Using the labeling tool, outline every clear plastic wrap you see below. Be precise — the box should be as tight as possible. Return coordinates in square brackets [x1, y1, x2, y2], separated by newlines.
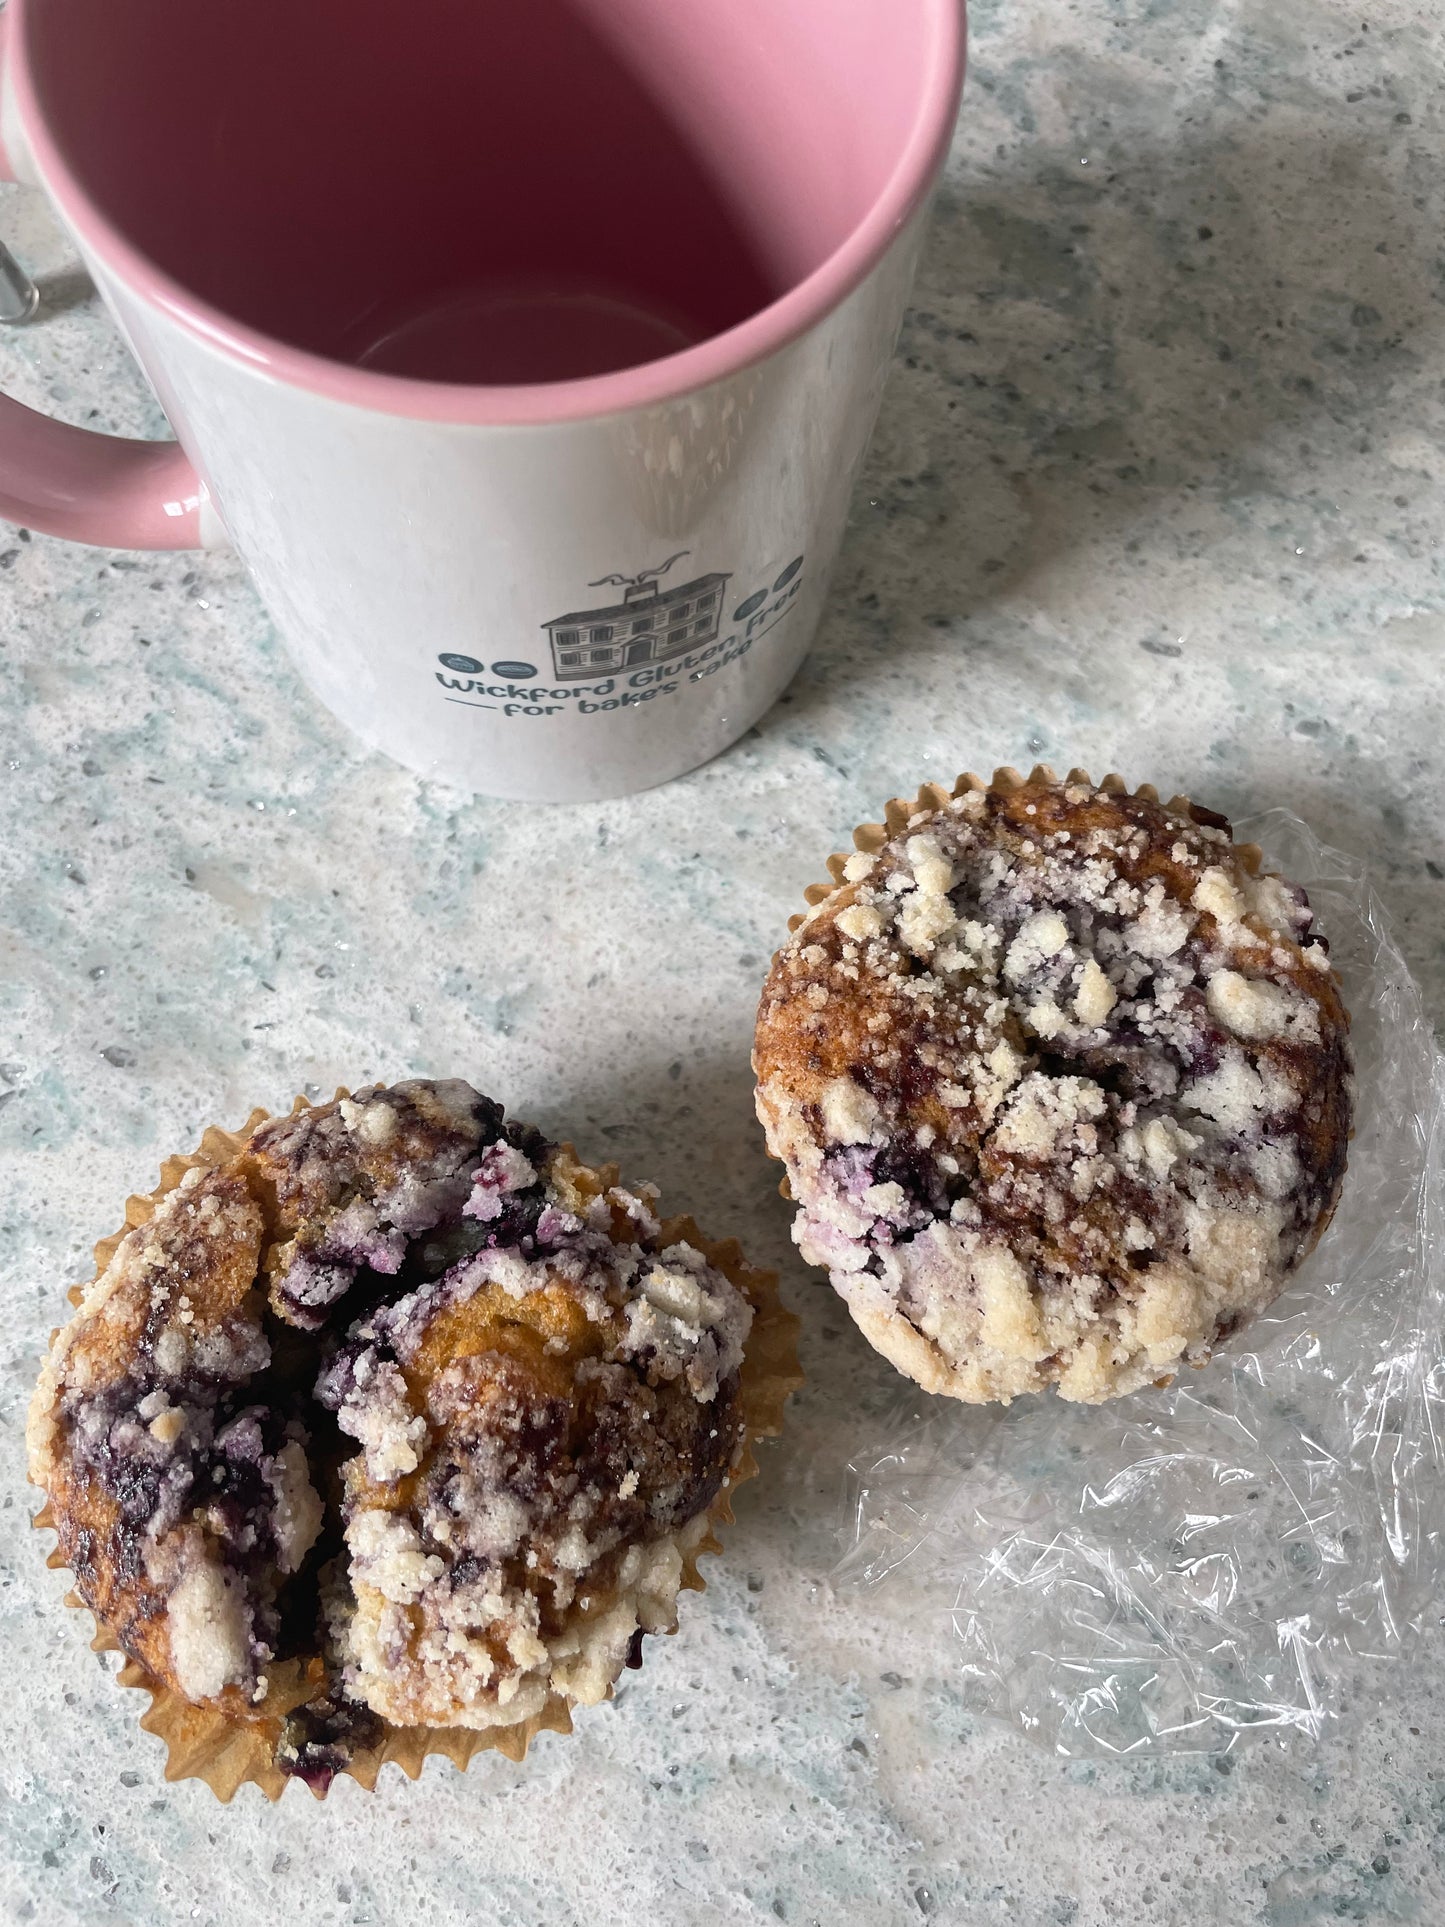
[833, 810, 1445, 1755]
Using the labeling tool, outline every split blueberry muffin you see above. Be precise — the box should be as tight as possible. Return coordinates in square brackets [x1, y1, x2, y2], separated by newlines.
[754, 768, 1352, 1404]
[28, 1081, 797, 1796]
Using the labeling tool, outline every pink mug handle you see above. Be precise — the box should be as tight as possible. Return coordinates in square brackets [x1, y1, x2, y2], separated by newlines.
[0, 12, 204, 548]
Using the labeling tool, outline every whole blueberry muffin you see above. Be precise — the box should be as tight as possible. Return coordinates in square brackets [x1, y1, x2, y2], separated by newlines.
[28, 1081, 794, 1794]
[753, 768, 1352, 1404]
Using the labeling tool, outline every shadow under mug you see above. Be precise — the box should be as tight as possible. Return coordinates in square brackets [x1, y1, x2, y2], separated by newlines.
[0, 0, 965, 801]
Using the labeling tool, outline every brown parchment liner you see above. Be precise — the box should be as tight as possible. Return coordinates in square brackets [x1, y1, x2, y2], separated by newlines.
[32, 1096, 803, 1802]
[758, 762, 1350, 1369]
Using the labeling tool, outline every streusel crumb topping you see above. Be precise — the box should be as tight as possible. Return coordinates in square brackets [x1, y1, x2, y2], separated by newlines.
[754, 773, 1352, 1404]
[28, 1082, 753, 1787]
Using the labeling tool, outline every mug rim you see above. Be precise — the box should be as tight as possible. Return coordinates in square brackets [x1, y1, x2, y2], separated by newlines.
[10, 0, 965, 426]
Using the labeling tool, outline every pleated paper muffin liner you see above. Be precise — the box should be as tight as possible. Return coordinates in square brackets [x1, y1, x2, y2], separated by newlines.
[33, 1096, 802, 1801]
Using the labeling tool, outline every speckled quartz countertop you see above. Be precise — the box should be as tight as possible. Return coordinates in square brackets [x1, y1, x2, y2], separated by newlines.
[3, 0, 1445, 1920]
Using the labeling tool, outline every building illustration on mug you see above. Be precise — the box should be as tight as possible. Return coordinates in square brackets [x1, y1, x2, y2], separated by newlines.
[541, 552, 732, 682]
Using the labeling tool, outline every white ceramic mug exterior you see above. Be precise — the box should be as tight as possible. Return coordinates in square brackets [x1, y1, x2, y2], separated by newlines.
[0, 2, 964, 802]
[98, 227, 925, 801]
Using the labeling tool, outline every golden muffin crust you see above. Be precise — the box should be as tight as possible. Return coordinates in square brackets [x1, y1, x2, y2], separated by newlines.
[25, 1169, 313, 1714]
[28, 1083, 756, 1788]
[754, 772, 1352, 1403]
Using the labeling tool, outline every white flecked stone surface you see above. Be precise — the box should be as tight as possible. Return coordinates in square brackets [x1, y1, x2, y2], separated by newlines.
[3, 0, 1445, 1920]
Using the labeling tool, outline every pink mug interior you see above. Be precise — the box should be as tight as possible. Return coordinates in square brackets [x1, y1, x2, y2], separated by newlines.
[19, 0, 962, 404]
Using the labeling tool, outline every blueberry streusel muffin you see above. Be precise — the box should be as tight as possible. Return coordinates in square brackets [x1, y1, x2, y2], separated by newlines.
[28, 1081, 797, 1796]
[753, 768, 1352, 1404]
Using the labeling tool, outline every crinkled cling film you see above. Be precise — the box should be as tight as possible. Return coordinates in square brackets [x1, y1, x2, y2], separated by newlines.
[832, 810, 1445, 1756]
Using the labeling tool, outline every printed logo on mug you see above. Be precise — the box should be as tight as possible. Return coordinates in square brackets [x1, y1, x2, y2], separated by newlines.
[0, 0, 965, 801]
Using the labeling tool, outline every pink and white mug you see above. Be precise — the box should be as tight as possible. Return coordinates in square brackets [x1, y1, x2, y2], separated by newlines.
[0, 0, 964, 801]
